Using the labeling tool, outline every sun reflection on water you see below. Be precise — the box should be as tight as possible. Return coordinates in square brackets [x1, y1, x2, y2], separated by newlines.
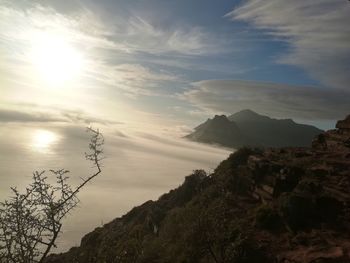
[31, 130, 59, 153]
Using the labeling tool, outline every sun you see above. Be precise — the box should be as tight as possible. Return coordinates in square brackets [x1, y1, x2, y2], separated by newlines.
[30, 33, 85, 85]
[31, 129, 59, 153]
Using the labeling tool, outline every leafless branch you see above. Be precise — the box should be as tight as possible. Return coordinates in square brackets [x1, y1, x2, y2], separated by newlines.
[0, 127, 104, 263]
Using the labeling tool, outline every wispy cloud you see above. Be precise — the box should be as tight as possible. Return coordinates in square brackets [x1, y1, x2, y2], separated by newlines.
[183, 79, 350, 120]
[108, 15, 231, 56]
[0, 2, 124, 101]
[0, 106, 122, 125]
[0, 109, 65, 123]
[0, 1, 224, 101]
[86, 63, 182, 96]
[0, 1, 228, 58]
[226, 0, 350, 90]
[0, 2, 117, 55]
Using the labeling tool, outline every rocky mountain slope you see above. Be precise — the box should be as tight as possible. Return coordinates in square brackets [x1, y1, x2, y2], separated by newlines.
[184, 114, 247, 148]
[186, 110, 323, 148]
[46, 115, 350, 263]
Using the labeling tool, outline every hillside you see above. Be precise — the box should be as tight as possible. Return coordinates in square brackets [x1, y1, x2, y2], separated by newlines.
[184, 114, 247, 148]
[186, 110, 323, 148]
[46, 115, 350, 263]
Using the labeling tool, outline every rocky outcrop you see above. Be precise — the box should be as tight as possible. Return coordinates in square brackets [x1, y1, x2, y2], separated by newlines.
[244, 115, 350, 262]
[336, 115, 350, 131]
[46, 115, 350, 263]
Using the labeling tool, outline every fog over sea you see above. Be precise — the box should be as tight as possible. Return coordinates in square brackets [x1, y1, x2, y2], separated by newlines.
[0, 123, 230, 252]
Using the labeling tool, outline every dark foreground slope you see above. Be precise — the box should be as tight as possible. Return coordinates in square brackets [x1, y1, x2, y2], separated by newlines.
[47, 115, 350, 263]
[186, 110, 323, 148]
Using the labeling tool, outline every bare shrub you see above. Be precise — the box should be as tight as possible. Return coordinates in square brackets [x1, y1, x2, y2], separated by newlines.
[0, 127, 104, 263]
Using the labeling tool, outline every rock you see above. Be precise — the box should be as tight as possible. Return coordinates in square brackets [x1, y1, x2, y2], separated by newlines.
[308, 165, 330, 177]
[344, 138, 350, 148]
[262, 184, 274, 195]
[336, 115, 350, 131]
[312, 133, 328, 149]
[273, 167, 303, 197]
[280, 193, 314, 230]
[315, 196, 344, 223]
[284, 246, 347, 263]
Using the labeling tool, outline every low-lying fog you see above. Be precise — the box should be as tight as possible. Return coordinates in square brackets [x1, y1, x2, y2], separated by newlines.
[0, 123, 231, 252]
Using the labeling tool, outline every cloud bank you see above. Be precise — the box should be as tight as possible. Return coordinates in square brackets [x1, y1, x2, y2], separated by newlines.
[0, 123, 230, 252]
[0, 109, 65, 123]
[0, 107, 121, 125]
[184, 80, 350, 120]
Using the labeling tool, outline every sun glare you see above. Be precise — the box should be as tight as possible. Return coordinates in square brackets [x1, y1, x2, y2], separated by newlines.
[31, 129, 59, 153]
[30, 33, 85, 85]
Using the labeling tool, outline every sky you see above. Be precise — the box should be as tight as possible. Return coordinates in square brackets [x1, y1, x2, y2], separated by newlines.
[0, 0, 350, 252]
[1, 0, 349, 131]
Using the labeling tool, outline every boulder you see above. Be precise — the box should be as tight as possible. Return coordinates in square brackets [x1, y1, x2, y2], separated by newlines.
[336, 115, 350, 131]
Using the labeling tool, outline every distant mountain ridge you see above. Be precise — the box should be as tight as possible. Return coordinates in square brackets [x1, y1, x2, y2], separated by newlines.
[186, 110, 323, 148]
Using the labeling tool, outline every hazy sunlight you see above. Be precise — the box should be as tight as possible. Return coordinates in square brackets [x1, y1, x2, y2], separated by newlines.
[31, 129, 59, 153]
[30, 33, 85, 86]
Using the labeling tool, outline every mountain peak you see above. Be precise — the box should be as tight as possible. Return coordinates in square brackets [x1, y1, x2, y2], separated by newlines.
[212, 114, 229, 122]
[229, 109, 269, 122]
[235, 109, 259, 116]
[214, 114, 228, 118]
[185, 114, 243, 148]
[187, 110, 323, 148]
